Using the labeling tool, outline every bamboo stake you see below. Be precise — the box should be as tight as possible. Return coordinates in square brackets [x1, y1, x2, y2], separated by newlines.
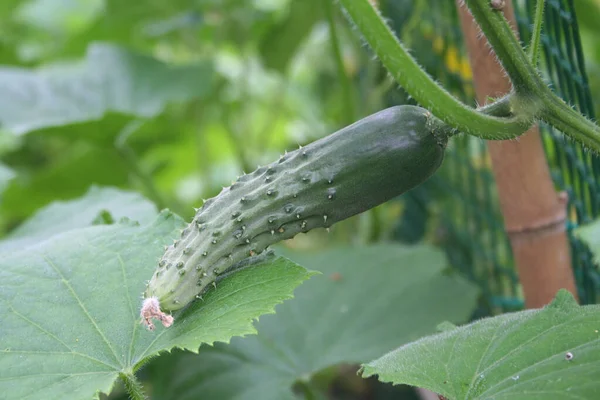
[455, 0, 578, 308]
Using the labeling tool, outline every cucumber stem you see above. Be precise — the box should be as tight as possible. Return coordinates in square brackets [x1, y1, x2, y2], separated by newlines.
[340, 0, 600, 152]
[337, 0, 533, 140]
[463, 0, 600, 152]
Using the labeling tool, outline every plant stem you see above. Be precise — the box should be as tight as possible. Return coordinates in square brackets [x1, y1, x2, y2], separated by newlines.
[464, 0, 600, 152]
[295, 380, 327, 400]
[337, 0, 532, 140]
[528, 0, 546, 65]
[338, 0, 600, 152]
[479, 95, 513, 117]
[541, 98, 600, 152]
[367, 205, 382, 243]
[119, 372, 147, 400]
[325, 0, 355, 124]
[462, 0, 542, 93]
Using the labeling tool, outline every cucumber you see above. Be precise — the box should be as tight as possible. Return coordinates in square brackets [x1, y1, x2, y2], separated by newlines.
[141, 105, 448, 329]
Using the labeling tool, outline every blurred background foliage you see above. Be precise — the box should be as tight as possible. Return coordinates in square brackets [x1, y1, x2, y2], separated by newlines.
[0, 0, 375, 228]
[2, 0, 600, 399]
[2, 0, 599, 245]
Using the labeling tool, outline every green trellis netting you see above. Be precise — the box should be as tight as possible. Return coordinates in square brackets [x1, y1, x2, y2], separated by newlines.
[381, 0, 600, 315]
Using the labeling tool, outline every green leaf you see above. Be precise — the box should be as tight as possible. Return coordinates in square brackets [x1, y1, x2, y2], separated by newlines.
[361, 289, 600, 400]
[0, 210, 313, 400]
[574, 219, 600, 264]
[259, 0, 323, 71]
[0, 185, 157, 252]
[16, 0, 103, 33]
[0, 42, 214, 135]
[1, 145, 130, 221]
[146, 244, 480, 400]
[59, 0, 205, 56]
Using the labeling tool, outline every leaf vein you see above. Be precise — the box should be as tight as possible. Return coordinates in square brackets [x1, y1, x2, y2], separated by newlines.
[43, 255, 123, 368]
[0, 350, 117, 370]
[481, 338, 600, 396]
[0, 371, 114, 381]
[2, 301, 72, 352]
[117, 253, 137, 367]
[477, 313, 588, 378]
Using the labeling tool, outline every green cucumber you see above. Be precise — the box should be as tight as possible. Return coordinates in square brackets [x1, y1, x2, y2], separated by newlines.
[141, 105, 448, 329]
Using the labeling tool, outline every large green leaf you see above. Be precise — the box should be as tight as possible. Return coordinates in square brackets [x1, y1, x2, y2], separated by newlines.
[0, 210, 313, 400]
[361, 290, 600, 400]
[0, 185, 157, 252]
[259, 0, 323, 72]
[1, 145, 130, 220]
[0, 42, 214, 135]
[145, 244, 480, 400]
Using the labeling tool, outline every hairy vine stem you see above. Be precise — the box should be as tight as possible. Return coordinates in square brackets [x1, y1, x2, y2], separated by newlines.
[463, 0, 600, 151]
[337, 0, 533, 140]
[462, 0, 542, 93]
[338, 0, 600, 152]
[120, 372, 148, 400]
[541, 98, 600, 151]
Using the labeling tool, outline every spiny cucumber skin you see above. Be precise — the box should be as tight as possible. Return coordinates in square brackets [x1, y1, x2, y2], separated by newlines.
[145, 105, 446, 312]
